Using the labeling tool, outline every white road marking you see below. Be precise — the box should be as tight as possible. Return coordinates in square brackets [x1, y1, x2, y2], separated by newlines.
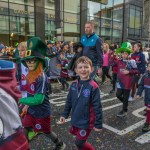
[135, 131, 150, 144]
[132, 107, 146, 119]
[52, 91, 150, 143]
[101, 97, 117, 103]
[103, 103, 122, 111]
[49, 92, 113, 106]
[103, 120, 145, 135]
[56, 103, 66, 107]
[56, 103, 122, 124]
[49, 92, 68, 97]
[49, 97, 67, 104]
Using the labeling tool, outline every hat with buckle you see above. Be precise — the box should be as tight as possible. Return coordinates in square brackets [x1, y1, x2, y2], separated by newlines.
[21, 37, 47, 68]
[116, 42, 133, 54]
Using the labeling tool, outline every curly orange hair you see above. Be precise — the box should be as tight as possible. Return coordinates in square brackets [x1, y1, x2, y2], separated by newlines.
[26, 62, 43, 84]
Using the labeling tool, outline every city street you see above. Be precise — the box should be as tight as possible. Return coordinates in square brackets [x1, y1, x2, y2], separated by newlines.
[30, 81, 150, 150]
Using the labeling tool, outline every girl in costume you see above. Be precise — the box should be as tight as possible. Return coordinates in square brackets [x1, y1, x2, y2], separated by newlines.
[19, 37, 66, 150]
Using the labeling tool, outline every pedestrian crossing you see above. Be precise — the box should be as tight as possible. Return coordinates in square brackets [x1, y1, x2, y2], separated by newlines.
[49, 90, 150, 144]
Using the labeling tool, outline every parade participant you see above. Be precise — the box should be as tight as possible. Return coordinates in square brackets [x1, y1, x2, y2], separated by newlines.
[46, 40, 56, 58]
[19, 37, 66, 150]
[59, 51, 69, 91]
[115, 42, 138, 117]
[136, 62, 150, 132]
[68, 42, 83, 72]
[81, 21, 103, 79]
[109, 48, 118, 94]
[60, 56, 102, 150]
[101, 43, 112, 85]
[0, 60, 29, 150]
[17, 41, 28, 98]
[130, 42, 146, 101]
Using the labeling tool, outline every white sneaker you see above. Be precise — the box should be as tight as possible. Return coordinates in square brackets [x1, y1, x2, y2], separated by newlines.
[128, 96, 134, 102]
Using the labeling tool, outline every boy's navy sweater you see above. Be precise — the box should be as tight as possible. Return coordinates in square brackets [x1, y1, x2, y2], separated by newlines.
[131, 51, 146, 74]
[137, 72, 150, 105]
[62, 78, 102, 129]
[81, 33, 103, 67]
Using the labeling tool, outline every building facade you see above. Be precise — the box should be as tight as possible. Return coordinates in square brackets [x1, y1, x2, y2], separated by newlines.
[143, 0, 150, 46]
[0, 0, 145, 46]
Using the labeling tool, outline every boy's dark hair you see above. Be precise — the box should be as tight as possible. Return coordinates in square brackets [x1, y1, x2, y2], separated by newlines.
[73, 42, 83, 53]
[75, 56, 92, 68]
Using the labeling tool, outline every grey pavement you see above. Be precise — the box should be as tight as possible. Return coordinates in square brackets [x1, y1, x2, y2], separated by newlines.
[30, 81, 150, 150]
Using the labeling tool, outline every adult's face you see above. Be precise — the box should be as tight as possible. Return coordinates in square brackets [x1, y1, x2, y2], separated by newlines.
[85, 23, 93, 35]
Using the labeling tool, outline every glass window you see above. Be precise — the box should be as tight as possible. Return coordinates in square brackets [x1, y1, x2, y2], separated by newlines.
[63, 23, 80, 41]
[101, 28, 111, 36]
[45, 0, 55, 9]
[64, 12, 80, 24]
[129, 8, 135, 28]
[101, 18, 112, 29]
[9, 3, 34, 18]
[88, 1, 100, 18]
[113, 21, 122, 30]
[128, 5, 142, 37]
[101, 0, 113, 19]
[114, 0, 123, 5]
[135, 10, 141, 29]
[0, 15, 9, 45]
[64, 0, 80, 13]
[45, 9, 55, 20]
[9, 16, 35, 36]
[9, 0, 34, 6]
[64, 23, 79, 33]
[135, 29, 140, 35]
[113, 29, 121, 37]
[45, 20, 56, 39]
[0, 1, 8, 15]
[128, 28, 134, 35]
[0, 15, 9, 33]
[113, 6, 123, 22]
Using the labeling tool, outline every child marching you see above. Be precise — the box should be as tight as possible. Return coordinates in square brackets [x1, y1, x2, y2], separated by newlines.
[19, 37, 66, 150]
[136, 62, 150, 132]
[115, 42, 139, 117]
[59, 56, 102, 150]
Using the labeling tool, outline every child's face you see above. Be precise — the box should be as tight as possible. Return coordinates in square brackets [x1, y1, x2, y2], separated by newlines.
[147, 64, 150, 72]
[18, 48, 26, 58]
[77, 47, 83, 53]
[25, 58, 37, 71]
[133, 44, 140, 52]
[60, 54, 65, 59]
[75, 62, 93, 80]
[121, 52, 129, 60]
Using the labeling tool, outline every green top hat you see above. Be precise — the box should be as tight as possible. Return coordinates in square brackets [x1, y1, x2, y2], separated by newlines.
[22, 37, 47, 68]
[116, 42, 133, 54]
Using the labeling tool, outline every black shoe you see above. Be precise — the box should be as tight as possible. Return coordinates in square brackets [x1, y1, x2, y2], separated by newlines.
[109, 89, 115, 94]
[117, 110, 127, 117]
[142, 123, 150, 132]
[54, 142, 66, 150]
